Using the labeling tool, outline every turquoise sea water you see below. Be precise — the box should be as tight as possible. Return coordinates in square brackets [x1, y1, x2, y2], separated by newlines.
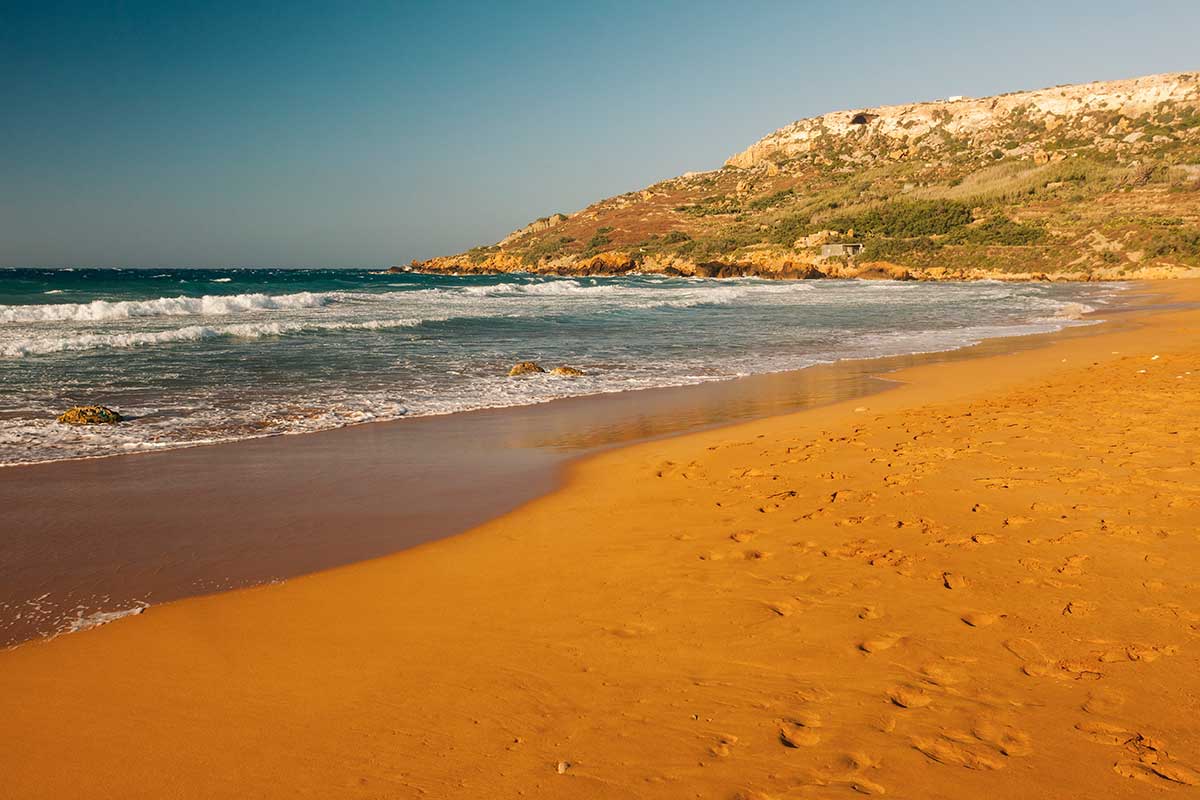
[0, 267, 1119, 466]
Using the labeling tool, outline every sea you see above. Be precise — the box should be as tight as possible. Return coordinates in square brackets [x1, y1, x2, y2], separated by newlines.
[0, 267, 1121, 467]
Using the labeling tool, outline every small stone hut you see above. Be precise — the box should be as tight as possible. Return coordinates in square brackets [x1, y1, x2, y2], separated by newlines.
[820, 243, 864, 259]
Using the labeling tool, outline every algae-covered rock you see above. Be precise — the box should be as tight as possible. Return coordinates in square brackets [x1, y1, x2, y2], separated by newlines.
[57, 405, 123, 425]
[508, 361, 546, 376]
[550, 366, 585, 377]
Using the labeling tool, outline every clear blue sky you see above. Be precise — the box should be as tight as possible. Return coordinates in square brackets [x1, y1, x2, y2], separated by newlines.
[2, 1, 1198, 267]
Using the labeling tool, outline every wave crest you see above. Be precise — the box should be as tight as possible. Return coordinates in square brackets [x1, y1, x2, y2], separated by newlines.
[2, 317, 427, 357]
[0, 291, 335, 323]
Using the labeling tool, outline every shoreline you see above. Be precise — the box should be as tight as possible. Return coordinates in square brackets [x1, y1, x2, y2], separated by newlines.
[0, 275, 1117, 472]
[0, 281, 1197, 797]
[1, 284, 1137, 647]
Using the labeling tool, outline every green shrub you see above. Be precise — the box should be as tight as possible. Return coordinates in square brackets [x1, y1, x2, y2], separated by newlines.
[860, 237, 941, 261]
[675, 196, 742, 216]
[1145, 227, 1200, 258]
[662, 230, 691, 244]
[522, 236, 574, 265]
[829, 199, 974, 237]
[586, 227, 613, 250]
[746, 188, 794, 211]
[944, 215, 1047, 245]
[767, 214, 816, 246]
[676, 231, 759, 260]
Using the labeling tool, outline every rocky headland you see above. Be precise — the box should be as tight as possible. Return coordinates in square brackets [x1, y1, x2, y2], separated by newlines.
[413, 72, 1200, 281]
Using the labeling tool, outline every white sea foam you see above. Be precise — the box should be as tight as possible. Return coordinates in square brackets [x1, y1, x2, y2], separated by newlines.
[2, 317, 428, 357]
[58, 602, 148, 636]
[460, 280, 624, 297]
[1052, 301, 1094, 320]
[0, 291, 335, 323]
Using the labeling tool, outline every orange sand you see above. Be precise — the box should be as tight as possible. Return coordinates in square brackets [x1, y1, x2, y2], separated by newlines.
[2, 282, 1199, 799]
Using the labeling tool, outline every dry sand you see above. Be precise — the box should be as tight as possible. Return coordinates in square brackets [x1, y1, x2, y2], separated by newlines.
[2, 281, 1198, 799]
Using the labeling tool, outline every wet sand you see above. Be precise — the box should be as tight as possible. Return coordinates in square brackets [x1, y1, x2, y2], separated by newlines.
[2, 281, 1198, 799]
[0, 305, 1129, 646]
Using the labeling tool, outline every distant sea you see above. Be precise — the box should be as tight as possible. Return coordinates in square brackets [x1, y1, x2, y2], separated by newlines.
[0, 268, 1119, 466]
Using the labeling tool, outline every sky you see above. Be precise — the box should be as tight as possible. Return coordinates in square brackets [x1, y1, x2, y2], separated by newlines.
[2, 1, 1199, 268]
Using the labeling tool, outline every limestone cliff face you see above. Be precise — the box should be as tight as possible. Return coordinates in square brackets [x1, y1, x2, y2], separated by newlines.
[414, 72, 1200, 282]
[726, 73, 1200, 169]
[498, 213, 568, 247]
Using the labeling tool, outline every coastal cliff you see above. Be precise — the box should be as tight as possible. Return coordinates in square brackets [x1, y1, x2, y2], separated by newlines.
[413, 72, 1200, 281]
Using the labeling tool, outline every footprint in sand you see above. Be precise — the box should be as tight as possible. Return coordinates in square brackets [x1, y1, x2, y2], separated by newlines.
[729, 529, 756, 543]
[1057, 554, 1089, 576]
[791, 710, 823, 728]
[847, 778, 886, 795]
[921, 663, 968, 687]
[1002, 638, 1101, 679]
[961, 611, 999, 628]
[858, 606, 882, 620]
[859, 633, 902, 653]
[1115, 761, 1200, 786]
[942, 572, 968, 590]
[912, 736, 1006, 770]
[778, 718, 821, 747]
[1075, 722, 1200, 786]
[1005, 640, 1102, 679]
[1081, 688, 1125, 715]
[972, 718, 1033, 757]
[887, 685, 932, 709]
[708, 733, 738, 758]
[1062, 600, 1096, 617]
[1097, 643, 1178, 663]
[758, 490, 798, 513]
[1074, 719, 1134, 746]
[796, 752, 887, 796]
[765, 600, 796, 617]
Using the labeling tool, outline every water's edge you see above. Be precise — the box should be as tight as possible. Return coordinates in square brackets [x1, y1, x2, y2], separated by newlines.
[1, 284, 1157, 649]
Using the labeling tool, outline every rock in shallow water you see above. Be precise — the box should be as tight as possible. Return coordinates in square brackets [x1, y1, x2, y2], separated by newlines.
[508, 361, 546, 376]
[550, 366, 585, 377]
[57, 405, 123, 425]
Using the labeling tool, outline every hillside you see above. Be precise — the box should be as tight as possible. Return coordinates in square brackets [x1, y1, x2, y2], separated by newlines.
[413, 72, 1200, 281]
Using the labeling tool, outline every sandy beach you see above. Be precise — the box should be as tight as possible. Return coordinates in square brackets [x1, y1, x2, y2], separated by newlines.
[2, 280, 1198, 799]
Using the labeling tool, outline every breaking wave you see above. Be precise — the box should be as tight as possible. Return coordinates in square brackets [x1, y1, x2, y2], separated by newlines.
[2, 317, 428, 357]
[0, 291, 335, 323]
[1052, 301, 1095, 320]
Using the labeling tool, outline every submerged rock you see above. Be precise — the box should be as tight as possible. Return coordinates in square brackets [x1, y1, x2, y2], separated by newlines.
[508, 361, 546, 376]
[550, 366, 585, 377]
[57, 405, 123, 425]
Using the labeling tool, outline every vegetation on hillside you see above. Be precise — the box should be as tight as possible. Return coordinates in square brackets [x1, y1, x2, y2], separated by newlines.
[418, 75, 1200, 279]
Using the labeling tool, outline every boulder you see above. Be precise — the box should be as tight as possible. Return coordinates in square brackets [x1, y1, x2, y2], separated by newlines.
[508, 361, 546, 376]
[852, 261, 915, 281]
[57, 405, 123, 425]
[550, 366, 585, 377]
[777, 262, 828, 279]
